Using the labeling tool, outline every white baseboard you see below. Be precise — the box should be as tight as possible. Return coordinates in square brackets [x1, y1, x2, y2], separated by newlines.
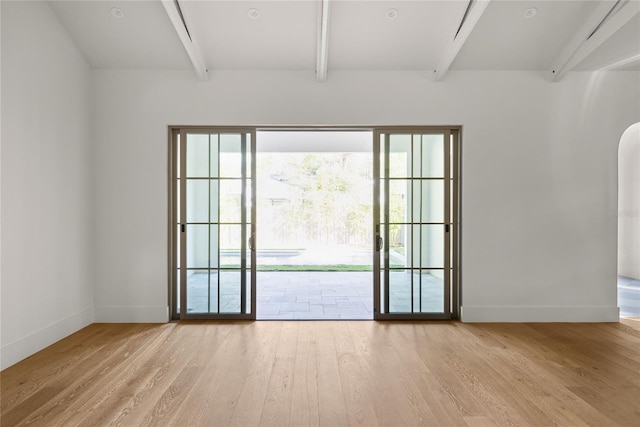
[94, 305, 169, 323]
[1, 307, 94, 370]
[461, 305, 620, 322]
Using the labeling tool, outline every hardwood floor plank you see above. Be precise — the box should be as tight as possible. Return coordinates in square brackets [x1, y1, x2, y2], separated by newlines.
[345, 322, 408, 426]
[0, 386, 65, 427]
[259, 356, 295, 426]
[141, 364, 201, 426]
[568, 385, 640, 426]
[2, 321, 640, 427]
[228, 322, 282, 426]
[6, 325, 167, 426]
[0, 324, 130, 414]
[426, 334, 530, 425]
[332, 323, 379, 427]
[463, 415, 499, 427]
[409, 324, 489, 419]
[478, 324, 623, 426]
[315, 322, 349, 426]
[359, 322, 440, 425]
[289, 322, 320, 427]
[109, 325, 233, 427]
[169, 323, 257, 426]
[52, 325, 183, 426]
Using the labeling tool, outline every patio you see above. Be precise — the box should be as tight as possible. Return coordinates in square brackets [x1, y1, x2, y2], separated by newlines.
[185, 271, 445, 319]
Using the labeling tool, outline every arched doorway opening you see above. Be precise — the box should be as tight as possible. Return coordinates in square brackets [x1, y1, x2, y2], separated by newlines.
[618, 122, 640, 318]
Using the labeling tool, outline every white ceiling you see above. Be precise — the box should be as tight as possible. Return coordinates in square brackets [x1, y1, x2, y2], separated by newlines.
[48, 0, 640, 76]
[452, 0, 600, 70]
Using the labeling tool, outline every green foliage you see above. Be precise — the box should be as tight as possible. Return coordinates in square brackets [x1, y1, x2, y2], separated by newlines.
[257, 152, 374, 248]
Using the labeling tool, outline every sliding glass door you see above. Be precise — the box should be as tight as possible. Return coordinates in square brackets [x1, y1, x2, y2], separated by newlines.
[169, 126, 458, 321]
[171, 128, 256, 319]
[373, 129, 459, 319]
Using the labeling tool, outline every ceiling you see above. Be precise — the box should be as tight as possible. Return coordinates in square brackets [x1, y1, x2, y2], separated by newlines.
[48, 0, 640, 79]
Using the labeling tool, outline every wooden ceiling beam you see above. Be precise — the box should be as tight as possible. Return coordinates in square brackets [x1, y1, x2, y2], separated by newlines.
[433, 0, 491, 82]
[549, 0, 639, 82]
[316, 0, 330, 82]
[161, 0, 208, 82]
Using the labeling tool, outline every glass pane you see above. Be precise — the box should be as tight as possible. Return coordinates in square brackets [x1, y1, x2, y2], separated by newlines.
[386, 270, 445, 314]
[450, 179, 454, 226]
[380, 269, 385, 313]
[176, 268, 180, 313]
[388, 224, 407, 268]
[245, 269, 251, 314]
[176, 224, 181, 268]
[210, 134, 219, 177]
[379, 136, 386, 179]
[187, 134, 209, 177]
[246, 145, 253, 178]
[186, 180, 209, 223]
[420, 134, 444, 178]
[379, 179, 386, 216]
[246, 227, 252, 268]
[414, 180, 444, 223]
[209, 225, 219, 268]
[388, 269, 412, 313]
[210, 179, 219, 223]
[412, 134, 422, 177]
[220, 224, 242, 268]
[176, 179, 180, 223]
[410, 224, 421, 269]
[418, 270, 445, 313]
[220, 270, 241, 313]
[378, 224, 385, 267]
[389, 180, 409, 223]
[245, 181, 253, 217]
[186, 269, 210, 313]
[450, 133, 455, 179]
[186, 225, 209, 268]
[176, 133, 181, 177]
[220, 180, 242, 223]
[220, 134, 242, 178]
[389, 134, 411, 178]
[419, 225, 444, 268]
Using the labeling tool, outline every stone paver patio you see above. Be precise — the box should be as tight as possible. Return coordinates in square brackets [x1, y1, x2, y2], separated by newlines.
[185, 271, 445, 319]
[257, 272, 374, 319]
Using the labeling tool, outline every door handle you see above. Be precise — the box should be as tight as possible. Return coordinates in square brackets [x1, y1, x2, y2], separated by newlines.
[248, 236, 255, 251]
[376, 235, 383, 252]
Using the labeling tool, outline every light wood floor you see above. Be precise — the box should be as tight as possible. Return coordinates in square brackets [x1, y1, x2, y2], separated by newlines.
[2, 320, 640, 426]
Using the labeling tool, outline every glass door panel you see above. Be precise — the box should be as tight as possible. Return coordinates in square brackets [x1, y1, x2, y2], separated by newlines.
[374, 129, 458, 319]
[178, 130, 255, 319]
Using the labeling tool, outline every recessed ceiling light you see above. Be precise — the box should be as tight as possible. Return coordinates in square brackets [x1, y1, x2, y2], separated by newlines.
[523, 7, 538, 18]
[386, 9, 399, 19]
[248, 8, 260, 19]
[110, 7, 124, 18]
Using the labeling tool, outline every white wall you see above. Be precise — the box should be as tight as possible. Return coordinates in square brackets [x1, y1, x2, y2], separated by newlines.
[1, 1, 93, 369]
[618, 123, 640, 279]
[92, 69, 639, 322]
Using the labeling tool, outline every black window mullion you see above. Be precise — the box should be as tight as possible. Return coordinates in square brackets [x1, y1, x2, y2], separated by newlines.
[217, 134, 221, 314]
[240, 133, 247, 314]
[384, 134, 390, 314]
[410, 134, 415, 314]
[419, 134, 423, 313]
